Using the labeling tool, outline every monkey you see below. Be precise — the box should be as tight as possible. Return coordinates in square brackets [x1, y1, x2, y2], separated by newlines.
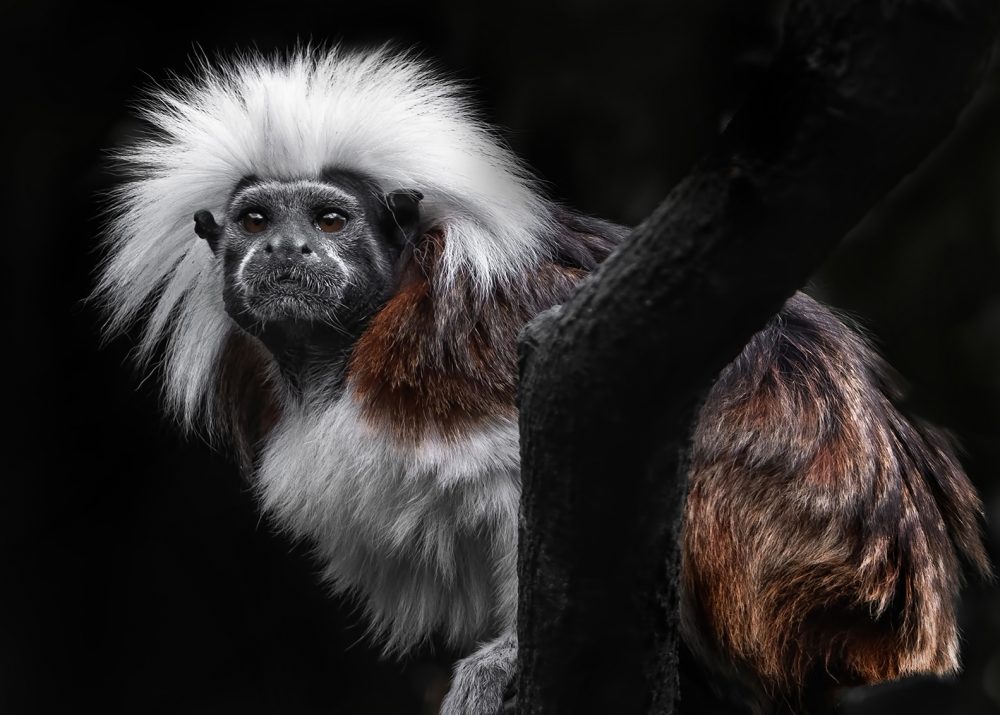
[96, 48, 989, 714]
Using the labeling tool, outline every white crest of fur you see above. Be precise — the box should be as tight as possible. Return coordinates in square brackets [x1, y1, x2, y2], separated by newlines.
[95, 46, 556, 428]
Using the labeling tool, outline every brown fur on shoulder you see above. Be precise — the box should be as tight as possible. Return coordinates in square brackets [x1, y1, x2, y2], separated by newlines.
[347, 218, 618, 442]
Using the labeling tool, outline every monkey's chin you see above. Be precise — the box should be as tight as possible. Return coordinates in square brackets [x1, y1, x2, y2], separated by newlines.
[242, 291, 341, 327]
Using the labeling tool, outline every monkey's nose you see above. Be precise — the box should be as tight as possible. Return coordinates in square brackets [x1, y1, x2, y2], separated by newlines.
[263, 236, 314, 260]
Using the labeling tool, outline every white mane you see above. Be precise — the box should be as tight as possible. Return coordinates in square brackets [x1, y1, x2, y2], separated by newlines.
[96, 46, 555, 429]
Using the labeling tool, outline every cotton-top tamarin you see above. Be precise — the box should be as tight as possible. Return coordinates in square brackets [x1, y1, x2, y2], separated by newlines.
[97, 48, 989, 714]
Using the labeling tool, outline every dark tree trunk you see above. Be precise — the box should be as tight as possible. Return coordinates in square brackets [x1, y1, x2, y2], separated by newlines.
[514, 1, 999, 713]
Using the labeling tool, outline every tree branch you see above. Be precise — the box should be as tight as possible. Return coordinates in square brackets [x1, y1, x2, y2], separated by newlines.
[515, 1, 999, 713]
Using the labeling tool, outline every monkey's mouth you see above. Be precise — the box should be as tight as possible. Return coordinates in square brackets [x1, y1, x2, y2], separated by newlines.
[240, 269, 343, 322]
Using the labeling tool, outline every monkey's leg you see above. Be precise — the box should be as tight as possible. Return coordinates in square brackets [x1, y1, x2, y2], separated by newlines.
[440, 630, 517, 715]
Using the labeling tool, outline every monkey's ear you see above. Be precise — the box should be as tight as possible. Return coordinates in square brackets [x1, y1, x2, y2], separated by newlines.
[385, 189, 423, 237]
[194, 210, 224, 255]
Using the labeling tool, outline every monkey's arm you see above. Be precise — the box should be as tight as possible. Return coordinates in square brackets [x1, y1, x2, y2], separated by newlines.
[441, 630, 517, 715]
[683, 292, 990, 706]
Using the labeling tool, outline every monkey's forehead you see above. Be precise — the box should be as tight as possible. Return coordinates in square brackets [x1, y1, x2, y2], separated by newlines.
[228, 177, 371, 213]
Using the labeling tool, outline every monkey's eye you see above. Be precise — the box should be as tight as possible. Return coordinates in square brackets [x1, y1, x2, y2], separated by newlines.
[316, 211, 348, 233]
[241, 211, 269, 234]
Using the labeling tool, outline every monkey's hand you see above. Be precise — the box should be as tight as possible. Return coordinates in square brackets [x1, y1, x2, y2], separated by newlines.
[441, 630, 517, 715]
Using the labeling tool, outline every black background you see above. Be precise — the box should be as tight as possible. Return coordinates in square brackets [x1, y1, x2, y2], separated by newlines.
[4, 1, 1000, 713]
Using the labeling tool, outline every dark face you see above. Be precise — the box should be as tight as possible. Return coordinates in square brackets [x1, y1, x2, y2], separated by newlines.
[194, 171, 422, 367]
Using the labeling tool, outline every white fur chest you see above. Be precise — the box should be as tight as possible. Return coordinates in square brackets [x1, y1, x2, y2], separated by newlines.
[255, 391, 521, 651]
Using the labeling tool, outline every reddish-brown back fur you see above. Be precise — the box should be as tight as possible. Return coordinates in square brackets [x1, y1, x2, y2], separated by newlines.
[683, 294, 990, 700]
